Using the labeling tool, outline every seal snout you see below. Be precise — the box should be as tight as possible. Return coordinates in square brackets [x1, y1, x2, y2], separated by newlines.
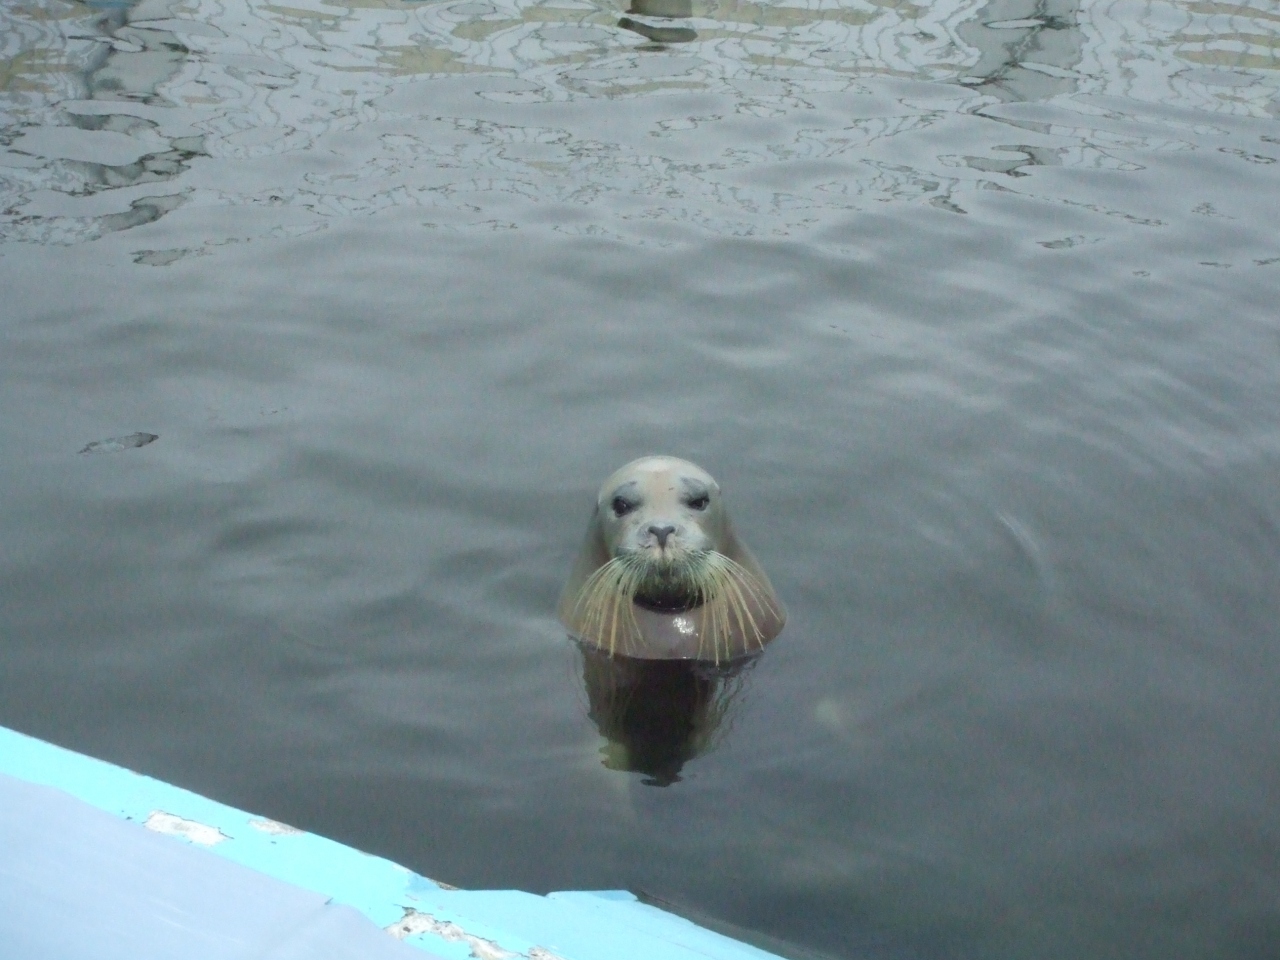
[647, 523, 677, 548]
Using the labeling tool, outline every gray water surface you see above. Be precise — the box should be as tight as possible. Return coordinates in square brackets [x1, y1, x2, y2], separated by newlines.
[2, 0, 1279, 957]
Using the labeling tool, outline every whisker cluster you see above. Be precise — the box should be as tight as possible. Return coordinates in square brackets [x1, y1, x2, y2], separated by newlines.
[567, 554, 648, 657]
[696, 552, 781, 663]
[567, 551, 783, 663]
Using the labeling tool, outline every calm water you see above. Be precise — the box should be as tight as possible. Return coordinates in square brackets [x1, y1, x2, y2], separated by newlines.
[2, 0, 1279, 956]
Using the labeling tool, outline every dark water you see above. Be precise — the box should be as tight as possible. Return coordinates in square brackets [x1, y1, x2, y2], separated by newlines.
[2, 0, 1279, 957]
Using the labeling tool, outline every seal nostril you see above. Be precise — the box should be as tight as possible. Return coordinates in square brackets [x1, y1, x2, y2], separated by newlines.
[649, 523, 677, 547]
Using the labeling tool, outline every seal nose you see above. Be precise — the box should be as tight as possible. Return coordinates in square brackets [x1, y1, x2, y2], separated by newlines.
[648, 523, 676, 547]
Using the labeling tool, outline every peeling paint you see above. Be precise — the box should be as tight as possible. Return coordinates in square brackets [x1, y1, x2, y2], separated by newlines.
[386, 907, 567, 960]
[249, 817, 303, 836]
[143, 811, 229, 846]
[387, 908, 515, 959]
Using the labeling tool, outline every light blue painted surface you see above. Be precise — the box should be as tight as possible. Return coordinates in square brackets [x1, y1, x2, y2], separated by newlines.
[0, 725, 788, 960]
[1, 773, 443, 960]
[0, 724, 437, 930]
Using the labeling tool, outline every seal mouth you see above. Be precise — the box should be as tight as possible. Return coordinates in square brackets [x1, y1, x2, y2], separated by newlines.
[629, 551, 707, 612]
[633, 580, 704, 613]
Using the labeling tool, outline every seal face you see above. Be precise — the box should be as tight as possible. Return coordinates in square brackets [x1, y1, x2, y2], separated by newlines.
[558, 456, 785, 662]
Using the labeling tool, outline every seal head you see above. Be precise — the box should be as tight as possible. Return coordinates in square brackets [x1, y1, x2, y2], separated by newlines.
[558, 456, 785, 662]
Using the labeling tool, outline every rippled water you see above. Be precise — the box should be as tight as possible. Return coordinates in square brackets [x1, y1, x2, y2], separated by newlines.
[3, 0, 1279, 956]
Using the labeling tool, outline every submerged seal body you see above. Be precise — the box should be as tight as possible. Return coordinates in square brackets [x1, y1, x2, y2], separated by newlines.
[558, 456, 785, 662]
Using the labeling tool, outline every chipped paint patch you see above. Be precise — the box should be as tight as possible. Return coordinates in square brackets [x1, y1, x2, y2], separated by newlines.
[249, 817, 303, 836]
[387, 907, 556, 960]
[143, 811, 229, 846]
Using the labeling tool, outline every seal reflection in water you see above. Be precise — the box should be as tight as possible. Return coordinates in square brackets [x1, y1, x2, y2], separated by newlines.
[558, 456, 785, 663]
[580, 645, 755, 786]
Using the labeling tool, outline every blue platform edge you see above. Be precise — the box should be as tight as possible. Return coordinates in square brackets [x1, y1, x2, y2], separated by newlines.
[0, 725, 784, 960]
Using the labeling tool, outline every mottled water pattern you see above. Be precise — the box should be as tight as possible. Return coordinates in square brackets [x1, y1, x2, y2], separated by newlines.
[2, 0, 1279, 956]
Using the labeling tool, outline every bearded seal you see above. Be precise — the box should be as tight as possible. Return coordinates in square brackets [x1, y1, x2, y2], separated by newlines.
[558, 456, 785, 663]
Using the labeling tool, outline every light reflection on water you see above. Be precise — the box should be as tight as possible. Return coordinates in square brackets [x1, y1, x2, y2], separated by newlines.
[1, 0, 1279, 957]
[2, 0, 1277, 249]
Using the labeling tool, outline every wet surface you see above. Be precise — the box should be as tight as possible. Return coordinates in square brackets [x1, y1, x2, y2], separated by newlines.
[2, 0, 1279, 957]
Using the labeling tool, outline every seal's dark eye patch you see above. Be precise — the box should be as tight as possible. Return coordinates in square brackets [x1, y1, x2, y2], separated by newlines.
[611, 496, 636, 517]
[686, 493, 710, 511]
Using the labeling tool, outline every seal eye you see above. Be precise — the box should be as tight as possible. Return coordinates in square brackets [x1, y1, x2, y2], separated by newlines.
[611, 496, 635, 517]
[687, 494, 710, 511]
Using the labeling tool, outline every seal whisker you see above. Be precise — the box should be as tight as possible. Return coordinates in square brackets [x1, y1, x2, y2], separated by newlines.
[712, 560, 738, 663]
[720, 553, 782, 627]
[711, 555, 761, 653]
[572, 556, 643, 656]
[616, 557, 644, 655]
[694, 573, 717, 662]
[619, 558, 646, 654]
[702, 585, 723, 664]
[702, 577, 724, 658]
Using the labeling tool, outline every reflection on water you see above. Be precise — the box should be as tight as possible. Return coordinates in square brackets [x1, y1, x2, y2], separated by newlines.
[2, 0, 1277, 249]
[580, 643, 754, 786]
[957, 0, 1084, 102]
[619, 0, 696, 46]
